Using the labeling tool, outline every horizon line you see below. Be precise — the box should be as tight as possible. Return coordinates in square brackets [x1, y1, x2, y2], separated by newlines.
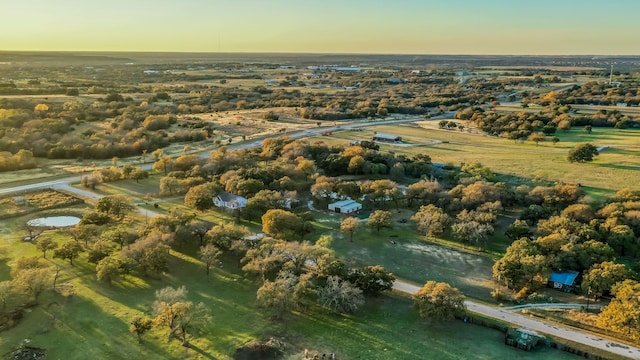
[0, 50, 639, 57]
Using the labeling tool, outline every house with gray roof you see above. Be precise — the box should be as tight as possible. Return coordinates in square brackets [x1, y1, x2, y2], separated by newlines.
[213, 191, 248, 210]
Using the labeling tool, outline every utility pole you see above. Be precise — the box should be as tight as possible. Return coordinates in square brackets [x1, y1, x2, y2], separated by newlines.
[609, 64, 614, 85]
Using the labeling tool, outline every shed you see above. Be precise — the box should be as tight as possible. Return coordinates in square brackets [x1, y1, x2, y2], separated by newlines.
[505, 328, 547, 351]
[547, 271, 579, 292]
[372, 133, 402, 143]
[328, 199, 362, 215]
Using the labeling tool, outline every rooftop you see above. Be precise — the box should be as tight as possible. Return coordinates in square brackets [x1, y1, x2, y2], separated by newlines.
[549, 271, 579, 286]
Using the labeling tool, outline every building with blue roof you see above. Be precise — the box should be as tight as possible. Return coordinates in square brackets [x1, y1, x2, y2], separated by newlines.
[547, 271, 579, 293]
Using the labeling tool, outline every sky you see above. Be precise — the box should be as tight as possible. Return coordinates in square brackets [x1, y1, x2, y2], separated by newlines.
[2, 0, 640, 55]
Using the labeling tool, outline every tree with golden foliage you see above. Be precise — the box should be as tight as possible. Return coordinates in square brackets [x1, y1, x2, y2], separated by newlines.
[413, 281, 466, 321]
[130, 316, 153, 343]
[597, 280, 640, 340]
[367, 210, 392, 233]
[340, 217, 361, 242]
[153, 286, 210, 345]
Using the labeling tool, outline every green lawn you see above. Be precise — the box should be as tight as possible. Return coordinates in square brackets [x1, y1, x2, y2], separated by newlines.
[311, 210, 497, 302]
[286, 295, 578, 360]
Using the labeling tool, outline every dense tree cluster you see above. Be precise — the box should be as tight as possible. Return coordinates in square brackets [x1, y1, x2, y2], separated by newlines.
[494, 187, 640, 294]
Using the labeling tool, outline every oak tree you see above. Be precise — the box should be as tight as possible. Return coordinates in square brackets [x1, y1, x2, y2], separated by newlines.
[567, 143, 599, 163]
[597, 280, 640, 340]
[340, 217, 361, 242]
[411, 204, 450, 239]
[368, 210, 392, 233]
[130, 316, 153, 343]
[36, 238, 58, 258]
[413, 281, 466, 321]
[317, 276, 364, 314]
[54, 241, 84, 265]
[199, 244, 221, 277]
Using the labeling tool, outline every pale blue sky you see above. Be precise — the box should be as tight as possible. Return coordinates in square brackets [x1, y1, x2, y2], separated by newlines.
[2, 0, 639, 54]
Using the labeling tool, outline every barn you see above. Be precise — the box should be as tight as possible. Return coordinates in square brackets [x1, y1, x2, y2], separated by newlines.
[372, 133, 402, 143]
[328, 199, 362, 215]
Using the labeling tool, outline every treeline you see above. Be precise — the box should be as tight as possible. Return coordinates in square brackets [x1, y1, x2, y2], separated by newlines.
[548, 81, 640, 107]
[0, 149, 36, 172]
[459, 103, 639, 143]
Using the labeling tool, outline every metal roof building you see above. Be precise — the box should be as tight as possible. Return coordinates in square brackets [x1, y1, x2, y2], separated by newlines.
[372, 133, 402, 142]
[328, 199, 362, 215]
[548, 271, 579, 292]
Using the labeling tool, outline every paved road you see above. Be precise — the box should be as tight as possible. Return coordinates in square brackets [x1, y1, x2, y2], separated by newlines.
[393, 281, 640, 359]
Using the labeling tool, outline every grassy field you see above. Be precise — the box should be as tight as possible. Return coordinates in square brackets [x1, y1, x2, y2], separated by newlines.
[310, 210, 498, 302]
[0, 212, 579, 359]
[324, 123, 640, 198]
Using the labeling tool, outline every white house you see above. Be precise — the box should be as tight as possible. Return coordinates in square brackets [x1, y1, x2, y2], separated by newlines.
[328, 199, 362, 215]
[213, 191, 248, 210]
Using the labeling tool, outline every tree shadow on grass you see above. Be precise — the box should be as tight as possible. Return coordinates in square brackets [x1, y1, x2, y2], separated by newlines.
[34, 294, 171, 359]
[600, 147, 640, 156]
[595, 163, 640, 171]
[430, 145, 465, 152]
[186, 343, 216, 359]
[0, 253, 12, 282]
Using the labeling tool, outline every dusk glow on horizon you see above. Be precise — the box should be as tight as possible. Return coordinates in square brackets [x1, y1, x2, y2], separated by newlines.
[3, 0, 640, 55]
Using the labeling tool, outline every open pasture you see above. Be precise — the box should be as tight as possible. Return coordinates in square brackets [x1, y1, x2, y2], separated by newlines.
[327, 123, 640, 196]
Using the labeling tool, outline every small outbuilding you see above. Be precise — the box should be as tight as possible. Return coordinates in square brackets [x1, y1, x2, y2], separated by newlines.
[328, 199, 362, 215]
[547, 271, 579, 292]
[505, 328, 547, 351]
[372, 133, 402, 143]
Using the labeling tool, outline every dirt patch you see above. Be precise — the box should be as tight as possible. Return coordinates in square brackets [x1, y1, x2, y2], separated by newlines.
[181, 108, 318, 141]
[403, 243, 485, 267]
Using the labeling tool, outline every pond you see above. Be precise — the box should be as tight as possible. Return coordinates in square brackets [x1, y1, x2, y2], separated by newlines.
[27, 216, 81, 227]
